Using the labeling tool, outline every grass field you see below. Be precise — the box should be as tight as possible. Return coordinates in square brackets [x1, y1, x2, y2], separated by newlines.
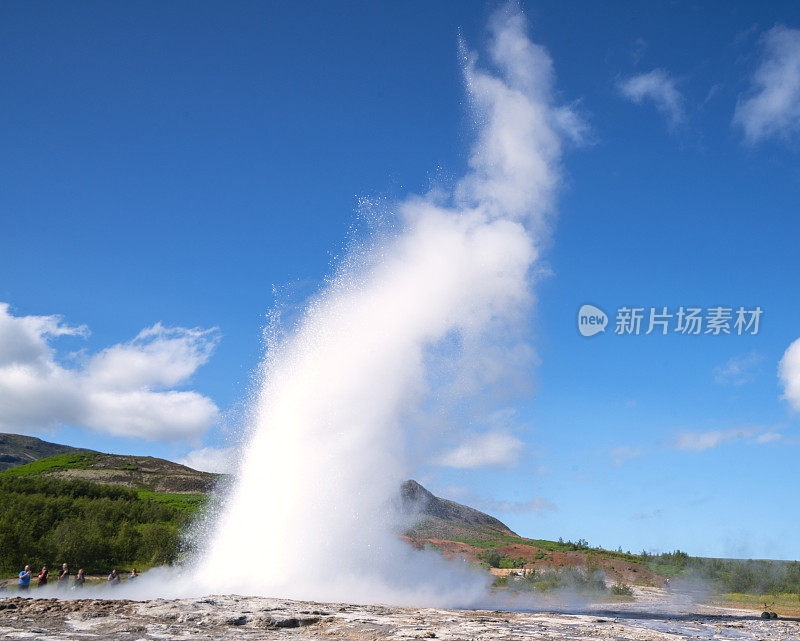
[0, 453, 99, 477]
[136, 490, 207, 514]
[712, 592, 800, 617]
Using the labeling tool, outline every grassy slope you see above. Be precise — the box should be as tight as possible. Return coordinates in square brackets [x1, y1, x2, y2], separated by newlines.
[4, 452, 799, 606]
[0, 433, 94, 472]
[3, 452, 220, 494]
[136, 490, 207, 514]
[410, 518, 800, 599]
[713, 593, 800, 617]
[1, 452, 99, 476]
[1, 454, 211, 516]
[0, 453, 211, 575]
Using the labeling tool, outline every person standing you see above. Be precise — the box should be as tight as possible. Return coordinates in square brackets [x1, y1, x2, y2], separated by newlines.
[17, 566, 31, 592]
[37, 566, 49, 588]
[74, 569, 85, 589]
[107, 569, 120, 584]
[57, 563, 69, 590]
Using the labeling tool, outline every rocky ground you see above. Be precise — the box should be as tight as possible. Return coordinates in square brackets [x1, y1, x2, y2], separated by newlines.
[1, 587, 798, 640]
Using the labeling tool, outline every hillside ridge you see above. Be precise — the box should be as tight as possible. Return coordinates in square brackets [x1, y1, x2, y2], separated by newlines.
[1, 451, 219, 493]
[401, 479, 516, 536]
[0, 433, 95, 472]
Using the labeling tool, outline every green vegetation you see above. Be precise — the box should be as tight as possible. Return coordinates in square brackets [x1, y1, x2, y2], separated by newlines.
[713, 593, 800, 617]
[491, 574, 509, 588]
[2, 448, 798, 605]
[453, 534, 593, 552]
[640, 550, 800, 595]
[460, 532, 800, 598]
[493, 567, 607, 595]
[611, 582, 634, 596]
[1, 453, 99, 477]
[0, 474, 197, 574]
[136, 490, 207, 514]
[437, 521, 800, 604]
[480, 549, 527, 569]
[0, 433, 94, 472]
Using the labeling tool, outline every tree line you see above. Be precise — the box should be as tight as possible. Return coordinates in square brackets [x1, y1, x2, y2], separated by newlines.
[644, 550, 800, 594]
[0, 475, 189, 575]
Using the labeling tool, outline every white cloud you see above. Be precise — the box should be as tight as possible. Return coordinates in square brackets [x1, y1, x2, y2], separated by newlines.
[779, 337, 800, 411]
[178, 446, 236, 474]
[87, 323, 217, 390]
[617, 69, 685, 126]
[734, 26, 800, 143]
[671, 426, 782, 451]
[0, 305, 87, 366]
[754, 432, 783, 444]
[434, 429, 523, 469]
[673, 429, 748, 451]
[714, 351, 763, 385]
[0, 303, 219, 441]
[608, 445, 644, 467]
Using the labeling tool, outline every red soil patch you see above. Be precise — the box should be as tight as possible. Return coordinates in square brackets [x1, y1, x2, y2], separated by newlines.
[405, 536, 665, 586]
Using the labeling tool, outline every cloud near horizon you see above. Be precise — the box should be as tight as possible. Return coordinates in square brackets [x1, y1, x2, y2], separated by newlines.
[178, 446, 236, 473]
[734, 25, 800, 143]
[434, 429, 523, 469]
[0, 303, 220, 441]
[617, 69, 685, 127]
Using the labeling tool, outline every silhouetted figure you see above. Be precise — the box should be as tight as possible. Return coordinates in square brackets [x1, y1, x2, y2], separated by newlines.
[57, 563, 69, 589]
[17, 566, 31, 592]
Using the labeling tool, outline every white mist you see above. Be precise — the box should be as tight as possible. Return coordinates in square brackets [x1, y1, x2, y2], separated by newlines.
[194, 5, 578, 607]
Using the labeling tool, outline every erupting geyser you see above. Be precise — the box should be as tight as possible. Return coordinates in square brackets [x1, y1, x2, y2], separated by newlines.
[195, 6, 580, 606]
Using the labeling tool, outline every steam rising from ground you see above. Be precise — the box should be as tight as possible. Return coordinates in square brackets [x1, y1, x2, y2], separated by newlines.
[187, 7, 578, 606]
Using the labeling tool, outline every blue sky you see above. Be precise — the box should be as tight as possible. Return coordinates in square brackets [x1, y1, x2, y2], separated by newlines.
[2, 0, 800, 560]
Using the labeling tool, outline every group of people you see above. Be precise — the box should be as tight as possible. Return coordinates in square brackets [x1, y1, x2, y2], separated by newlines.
[16, 564, 81, 591]
[106, 568, 139, 584]
[17, 564, 139, 590]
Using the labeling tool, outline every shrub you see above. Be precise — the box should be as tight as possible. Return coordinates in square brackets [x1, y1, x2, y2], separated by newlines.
[481, 549, 503, 568]
[504, 567, 607, 594]
[492, 574, 508, 588]
[611, 582, 633, 596]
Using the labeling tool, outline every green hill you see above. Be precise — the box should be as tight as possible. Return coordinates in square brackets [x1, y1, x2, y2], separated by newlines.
[1, 436, 799, 600]
[0, 447, 221, 575]
[0, 433, 94, 472]
[3, 451, 220, 494]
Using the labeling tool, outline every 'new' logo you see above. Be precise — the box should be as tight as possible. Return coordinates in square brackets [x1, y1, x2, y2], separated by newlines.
[578, 304, 608, 337]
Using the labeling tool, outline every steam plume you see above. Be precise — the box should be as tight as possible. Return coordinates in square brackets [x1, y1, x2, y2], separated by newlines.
[195, 5, 577, 606]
